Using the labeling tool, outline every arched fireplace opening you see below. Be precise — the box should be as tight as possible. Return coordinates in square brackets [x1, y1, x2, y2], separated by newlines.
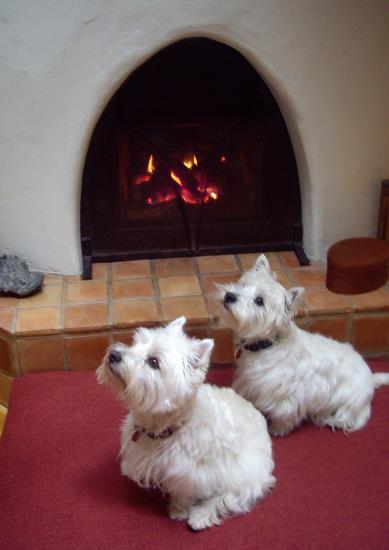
[81, 37, 307, 278]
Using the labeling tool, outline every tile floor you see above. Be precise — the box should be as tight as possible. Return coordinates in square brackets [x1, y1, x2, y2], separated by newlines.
[0, 252, 388, 378]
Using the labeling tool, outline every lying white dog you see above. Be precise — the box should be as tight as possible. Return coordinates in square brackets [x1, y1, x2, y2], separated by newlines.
[218, 254, 389, 435]
[97, 317, 275, 530]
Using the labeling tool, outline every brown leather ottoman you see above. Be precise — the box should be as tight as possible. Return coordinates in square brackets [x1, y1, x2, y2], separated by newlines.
[326, 237, 389, 294]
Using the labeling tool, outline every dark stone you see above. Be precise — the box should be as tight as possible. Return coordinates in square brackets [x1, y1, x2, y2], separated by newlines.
[0, 255, 43, 297]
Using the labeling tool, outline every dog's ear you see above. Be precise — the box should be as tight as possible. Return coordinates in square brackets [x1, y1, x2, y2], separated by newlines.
[168, 316, 186, 333]
[252, 254, 272, 274]
[191, 338, 214, 370]
[285, 287, 304, 312]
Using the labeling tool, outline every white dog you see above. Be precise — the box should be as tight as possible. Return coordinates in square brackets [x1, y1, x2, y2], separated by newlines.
[97, 317, 275, 530]
[217, 254, 389, 435]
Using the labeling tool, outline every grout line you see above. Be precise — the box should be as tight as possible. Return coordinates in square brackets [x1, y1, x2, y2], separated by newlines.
[194, 269, 242, 277]
[279, 269, 293, 287]
[14, 329, 64, 338]
[107, 263, 113, 329]
[65, 278, 106, 284]
[60, 276, 66, 336]
[353, 311, 389, 319]
[108, 276, 154, 283]
[63, 330, 112, 339]
[107, 263, 114, 346]
[192, 255, 208, 305]
[17, 302, 64, 309]
[150, 259, 163, 324]
[12, 337, 22, 376]
[108, 329, 114, 346]
[343, 294, 354, 311]
[60, 299, 109, 306]
[233, 254, 244, 272]
[20, 331, 109, 341]
[192, 255, 211, 334]
[12, 295, 20, 334]
[284, 268, 295, 286]
[156, 292, 205, 300]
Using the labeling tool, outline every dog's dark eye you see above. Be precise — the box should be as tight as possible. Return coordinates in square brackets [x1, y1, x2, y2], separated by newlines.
[147, 357, 160, 369]
[254, 296, 264, 306]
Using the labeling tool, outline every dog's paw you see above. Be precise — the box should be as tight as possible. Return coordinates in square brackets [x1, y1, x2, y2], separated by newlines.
[187, 510, 213, 530]
[269, 422, 293, 437]
[187, 505, 220, 530]
[168, 502, 189, 521]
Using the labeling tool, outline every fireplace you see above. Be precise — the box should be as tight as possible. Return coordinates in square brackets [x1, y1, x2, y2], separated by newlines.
[81, 38, 307, 278]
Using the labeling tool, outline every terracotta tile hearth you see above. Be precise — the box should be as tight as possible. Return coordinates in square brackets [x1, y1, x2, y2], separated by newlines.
[1, 252, 389, 378]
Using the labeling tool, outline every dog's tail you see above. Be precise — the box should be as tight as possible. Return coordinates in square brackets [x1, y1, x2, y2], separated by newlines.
[373, 372, 389, 388]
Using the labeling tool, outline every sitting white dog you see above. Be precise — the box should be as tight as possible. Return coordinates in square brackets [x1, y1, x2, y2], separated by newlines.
[97, 317, 275, 530]
[217, 254, 389, 435]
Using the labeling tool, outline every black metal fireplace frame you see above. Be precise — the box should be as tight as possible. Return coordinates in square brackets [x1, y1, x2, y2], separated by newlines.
[81, 214, 307, 280]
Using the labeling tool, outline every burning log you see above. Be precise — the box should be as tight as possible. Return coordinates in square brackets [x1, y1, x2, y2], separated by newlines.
[134, 131, 205, 203]
[130, 131, 222, 207]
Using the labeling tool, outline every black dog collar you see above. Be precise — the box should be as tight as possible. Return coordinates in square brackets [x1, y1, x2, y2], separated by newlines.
[132, 425, 174, 442]
[235, 336, 278, 359]
[243, 339, 274, 352]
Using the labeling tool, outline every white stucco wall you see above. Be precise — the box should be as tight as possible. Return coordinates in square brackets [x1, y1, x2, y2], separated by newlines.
[0, 0, 388, 274]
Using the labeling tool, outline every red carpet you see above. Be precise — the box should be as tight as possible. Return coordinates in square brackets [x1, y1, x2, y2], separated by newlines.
[1, 361, 388, 549]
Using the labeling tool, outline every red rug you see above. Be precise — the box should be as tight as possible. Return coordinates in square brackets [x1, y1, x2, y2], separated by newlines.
[1, 361, 388, 549]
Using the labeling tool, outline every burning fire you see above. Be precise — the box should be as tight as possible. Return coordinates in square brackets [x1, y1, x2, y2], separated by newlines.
[133, 153, 222, 206]
[147, 154, 155, 174]
[133, 154, 155, 185]
[182, 154, 198, 169]
[170, 171, 183, 187]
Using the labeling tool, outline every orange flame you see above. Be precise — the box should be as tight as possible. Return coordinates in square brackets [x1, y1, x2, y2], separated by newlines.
[201, 185, 220, 203]
[136, 152, 221, 206]
[147, 154, 155, 174]
[170, 171, 183, 187]
[170, 171, 202, 204]
[133, 155, 155, 185]
[183, 155, 198, 169]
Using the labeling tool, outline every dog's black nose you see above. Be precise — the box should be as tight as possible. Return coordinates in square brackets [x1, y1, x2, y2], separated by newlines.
[224, 292, 237, 305]
[109, 350, 122, 364]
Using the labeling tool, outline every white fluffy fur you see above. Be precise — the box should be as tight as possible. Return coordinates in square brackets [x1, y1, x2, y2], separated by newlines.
[217, 254, 389, 435]
[97, 317, 275, 530]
